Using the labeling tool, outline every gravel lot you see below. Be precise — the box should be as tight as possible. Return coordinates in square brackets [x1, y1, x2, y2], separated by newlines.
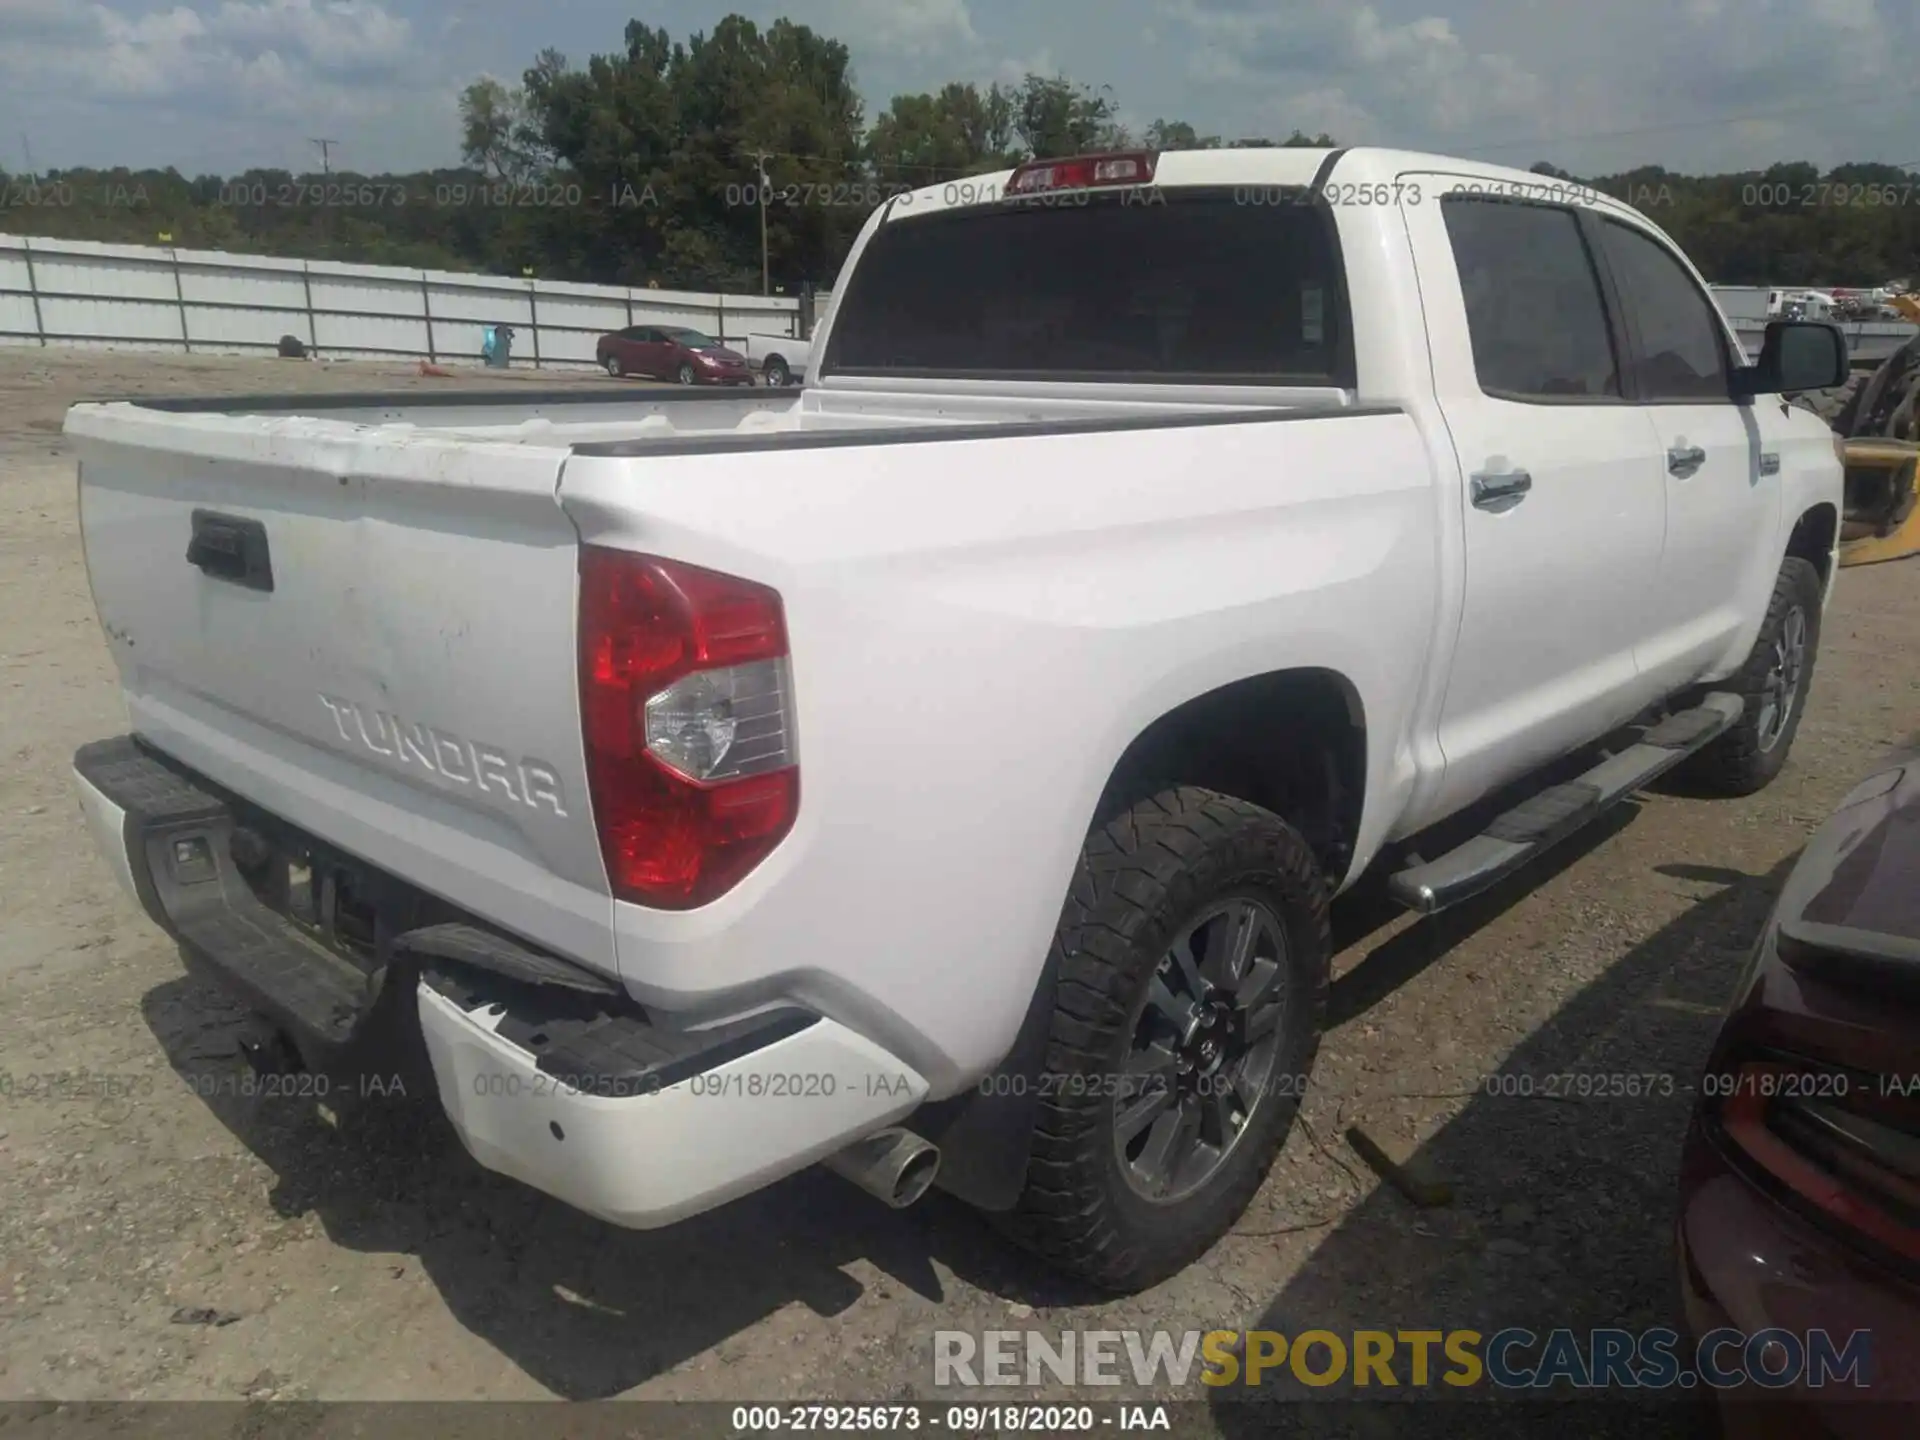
[2, 349, 1918, 1433]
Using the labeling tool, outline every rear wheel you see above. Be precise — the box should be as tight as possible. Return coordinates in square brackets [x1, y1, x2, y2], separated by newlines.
[604, 354, 625, 378]
[764, 356, 791, 388]
[1677, 557, 1824, 796]
[676, 361, 697, 385]
[997, 786, 1330, 1291]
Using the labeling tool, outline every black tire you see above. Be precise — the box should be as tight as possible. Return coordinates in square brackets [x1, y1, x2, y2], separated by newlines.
[997, 786, 1331, 1291]
[604, 354, 624, 378]
[1677, 558, 1824, 797]
[676, 361, 697, 385]
[765, 357, 791, 388]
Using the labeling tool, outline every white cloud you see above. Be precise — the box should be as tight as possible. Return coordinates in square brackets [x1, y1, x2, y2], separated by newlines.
[209, 0, 415, 74]
[993, 47, 1058, 86]
[0, 0, 419, 119]
[5, 0, 1917, 179]
[1517, 0, 1912, 171]
[1145, 0, 1919, 171]
[1806, 0, 1880, 33]
[834, 0, 980, 59]
[1158, 0, 1544, 144]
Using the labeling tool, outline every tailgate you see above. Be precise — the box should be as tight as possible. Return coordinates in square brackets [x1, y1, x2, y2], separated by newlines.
[67, 402, 613, 974]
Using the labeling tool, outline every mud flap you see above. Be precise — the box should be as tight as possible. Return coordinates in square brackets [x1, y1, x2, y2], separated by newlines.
[911, 946, 1061, 1212]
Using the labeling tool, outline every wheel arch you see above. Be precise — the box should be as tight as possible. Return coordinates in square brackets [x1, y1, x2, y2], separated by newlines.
[1786, 501, 1838, 591]
[1093, 666, 1369, 882]
[921, 665, 1367, 1211]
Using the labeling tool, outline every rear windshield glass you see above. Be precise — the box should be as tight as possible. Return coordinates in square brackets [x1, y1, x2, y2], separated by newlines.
[821, 188, 1352, 385]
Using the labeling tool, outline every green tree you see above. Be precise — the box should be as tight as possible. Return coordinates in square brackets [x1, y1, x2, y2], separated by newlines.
[1222, 131, 1335, 149]
[868, 83, 1021, 185]
[1012, 75, 1127, 157]
[519, 15, 864, 290]
[1145, 119, 1222, 150]
[458, 76, 550, 183]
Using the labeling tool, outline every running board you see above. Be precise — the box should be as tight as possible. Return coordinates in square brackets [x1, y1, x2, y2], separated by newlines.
[1388, 692, 1744, 915]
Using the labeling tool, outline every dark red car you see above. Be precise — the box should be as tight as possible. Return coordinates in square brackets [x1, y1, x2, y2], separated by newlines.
[596, 325, 752, 385]
[1679, 744, 1920, 1433]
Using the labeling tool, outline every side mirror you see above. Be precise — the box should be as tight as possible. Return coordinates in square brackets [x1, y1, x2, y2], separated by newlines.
[1733, 320, 1848, 397]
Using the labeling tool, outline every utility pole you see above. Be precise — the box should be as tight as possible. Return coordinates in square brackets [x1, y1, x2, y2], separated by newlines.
[20, 133, 35, 179]
[747, 147, 772, 296]
[309, 138, 340, 257]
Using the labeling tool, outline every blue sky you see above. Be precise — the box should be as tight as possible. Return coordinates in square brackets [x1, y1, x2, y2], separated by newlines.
[2, 0, 1917, 179]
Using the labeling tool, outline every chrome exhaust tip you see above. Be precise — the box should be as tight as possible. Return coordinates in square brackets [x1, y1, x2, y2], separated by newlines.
[823, 1127, 940, 1209]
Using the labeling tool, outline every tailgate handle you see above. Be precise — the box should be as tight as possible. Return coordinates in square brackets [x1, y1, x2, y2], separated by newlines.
[186, 510, 274, 592]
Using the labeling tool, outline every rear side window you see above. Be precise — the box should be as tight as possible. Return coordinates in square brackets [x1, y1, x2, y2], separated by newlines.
[1594, 219, 1733, 401]
[1441, 198, 1620, 401]
[822, 189, 1351, 385]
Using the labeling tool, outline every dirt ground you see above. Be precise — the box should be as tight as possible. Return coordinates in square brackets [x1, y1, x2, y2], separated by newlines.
[3, 348, 1918, 1432]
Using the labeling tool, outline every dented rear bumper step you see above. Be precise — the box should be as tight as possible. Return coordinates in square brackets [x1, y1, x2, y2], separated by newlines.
[71, 735, 626, 1051]
[72, 732, 934, 1230]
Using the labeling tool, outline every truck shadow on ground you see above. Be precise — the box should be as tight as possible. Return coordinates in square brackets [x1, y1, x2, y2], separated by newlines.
[1207, 851, 1796, 1440]
[131, 785, 1772, 1403]
[136, 971, 1083, 1398]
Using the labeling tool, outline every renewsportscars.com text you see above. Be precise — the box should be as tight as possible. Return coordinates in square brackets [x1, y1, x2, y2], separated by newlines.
[934, 1327, 1873, 1392]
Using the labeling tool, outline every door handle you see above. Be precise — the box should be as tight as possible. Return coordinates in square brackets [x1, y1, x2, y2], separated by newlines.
[1667, 445, 1706, 477]
[185, 509, 274, 592]
[1469, 470, 1533, 509]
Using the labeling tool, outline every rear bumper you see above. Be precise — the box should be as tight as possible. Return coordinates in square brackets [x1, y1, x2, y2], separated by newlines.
[417, 981, 925, 1226]
[72, 734, 930, 1227]
[1678, 1116, 1920, 1433]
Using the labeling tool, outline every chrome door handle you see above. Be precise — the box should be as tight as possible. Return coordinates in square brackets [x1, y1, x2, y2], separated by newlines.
[1667, 445, 1706, 477]
[1470, 470, 1533, 509]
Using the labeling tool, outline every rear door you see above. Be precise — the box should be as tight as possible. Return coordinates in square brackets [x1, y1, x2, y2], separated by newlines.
[636, 326, 674, 377]
[1406, 189, 1669, 818]
[1589, 216, 1782, 692]
[612, 325, 649, 371]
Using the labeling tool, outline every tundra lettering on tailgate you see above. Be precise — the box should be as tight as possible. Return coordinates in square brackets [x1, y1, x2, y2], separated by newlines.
[319, 694, 567, 816]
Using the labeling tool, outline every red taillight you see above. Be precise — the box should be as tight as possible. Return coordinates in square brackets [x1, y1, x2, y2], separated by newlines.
[579, 547, 799, 910]
[1716, 1061, 1920, 1264]
[1005, 151, 1158, 195]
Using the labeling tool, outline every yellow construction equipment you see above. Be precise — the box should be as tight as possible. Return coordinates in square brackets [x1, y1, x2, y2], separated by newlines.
[1837, 437, 1920, 566]
[1828, 293, 1920, 566]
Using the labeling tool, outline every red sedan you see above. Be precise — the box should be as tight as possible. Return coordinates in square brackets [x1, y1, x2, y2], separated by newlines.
[596, 325, 753, 386]
[1678, 744, 1920, 1433]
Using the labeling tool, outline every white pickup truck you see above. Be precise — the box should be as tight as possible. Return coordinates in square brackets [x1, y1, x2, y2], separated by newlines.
[68, 146, 1846, 1292]
[739, 330, 812, 387]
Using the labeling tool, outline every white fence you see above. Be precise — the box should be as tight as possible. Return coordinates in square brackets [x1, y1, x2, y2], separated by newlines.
[0, 234, 805, 368]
